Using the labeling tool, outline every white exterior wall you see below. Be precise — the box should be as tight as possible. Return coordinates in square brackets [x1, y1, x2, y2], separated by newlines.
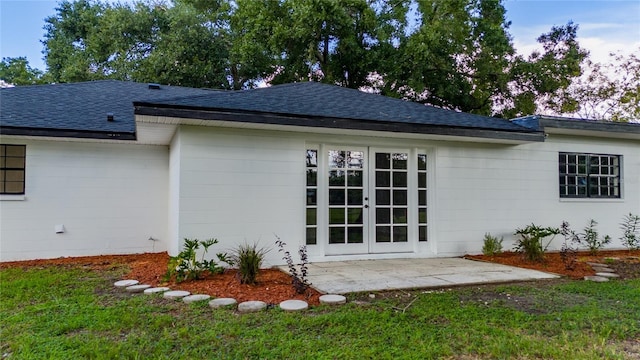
[170, 126, 306, 266]
[434, 134, 639, 256]
[0, 139, 169, 261]
[173, 126, 639, 264]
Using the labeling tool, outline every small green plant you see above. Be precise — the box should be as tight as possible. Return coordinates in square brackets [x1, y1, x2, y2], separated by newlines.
[620, 213, 640, 251]
[513, 224, 560, 262]
[164, 238, 230, 283]
[481, 233, 503, 256]
[582, 219, 611, 255]
[559, 221, 579, 270]
[275, 236, 311, 295]
[230, 242, 269, 285]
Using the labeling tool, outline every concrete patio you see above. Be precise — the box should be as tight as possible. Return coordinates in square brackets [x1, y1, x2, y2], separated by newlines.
[293, 258, 559, 294]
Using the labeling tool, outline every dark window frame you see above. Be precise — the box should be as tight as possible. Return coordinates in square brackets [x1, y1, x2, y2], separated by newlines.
[0, 144, 26, 195]
[558, 152, 621, 199]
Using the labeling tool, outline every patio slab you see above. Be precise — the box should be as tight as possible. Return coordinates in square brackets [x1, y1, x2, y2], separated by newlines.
[283, 258, 559, 294]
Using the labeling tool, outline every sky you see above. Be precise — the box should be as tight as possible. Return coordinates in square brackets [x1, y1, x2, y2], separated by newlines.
[0, 0, 639, 72]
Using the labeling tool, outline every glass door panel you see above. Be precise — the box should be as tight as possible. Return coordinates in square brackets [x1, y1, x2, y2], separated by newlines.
[370, 150, 412, 253]
[325, 148, 368, 255]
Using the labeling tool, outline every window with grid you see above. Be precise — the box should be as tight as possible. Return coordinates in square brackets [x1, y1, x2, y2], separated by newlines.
[305, 149, 318, 245]
[0, 145, 26, 195]
[558, 152, 621, 198]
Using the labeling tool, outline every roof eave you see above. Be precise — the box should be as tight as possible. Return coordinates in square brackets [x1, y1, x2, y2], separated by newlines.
[0, 126, 137, 141]
[134, 104, 545, 143]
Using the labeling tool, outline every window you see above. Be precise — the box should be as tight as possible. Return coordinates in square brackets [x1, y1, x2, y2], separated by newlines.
[0, 145, 26, 195]
[417, 153, 428, 241]
[559, 152, 621, 198]
[305, 149, 318, 245]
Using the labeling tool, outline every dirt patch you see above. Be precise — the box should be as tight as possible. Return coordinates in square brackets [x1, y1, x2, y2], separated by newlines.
[1, 252, 320, 306]
[464, 250, 640, 279]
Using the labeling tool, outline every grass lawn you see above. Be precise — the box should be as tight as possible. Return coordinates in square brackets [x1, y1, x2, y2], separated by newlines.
[1, 265, 639, 359]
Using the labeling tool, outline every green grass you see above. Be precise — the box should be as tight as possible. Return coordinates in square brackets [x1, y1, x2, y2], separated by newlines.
[1, 266, 639, 359]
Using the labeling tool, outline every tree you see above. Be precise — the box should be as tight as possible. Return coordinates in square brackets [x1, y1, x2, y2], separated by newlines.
[39, 0, 592, 118]
[503, 22, 588, 119]
[43, 0, 236, 88]
[0, 57, 47, 85]
[376, 1, 587, 117]
[563, 50, 640, 122]
[230, 0, 379, 89]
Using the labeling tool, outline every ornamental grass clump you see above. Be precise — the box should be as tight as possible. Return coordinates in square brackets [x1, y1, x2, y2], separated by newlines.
[481, 233, 503, 256]
[230, 242, 269, 285]
[513, 224, 560, 262]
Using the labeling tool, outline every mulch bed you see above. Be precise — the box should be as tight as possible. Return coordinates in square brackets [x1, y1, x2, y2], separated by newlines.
[3, 249, 639, 307]
[465, 250, 640, 279]
[1, 252, 321, 306]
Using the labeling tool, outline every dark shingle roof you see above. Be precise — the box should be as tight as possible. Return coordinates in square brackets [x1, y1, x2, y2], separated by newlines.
[137, 82, 533, 133]
[0, 80, 213, 139]
[513, 115, 640, 137]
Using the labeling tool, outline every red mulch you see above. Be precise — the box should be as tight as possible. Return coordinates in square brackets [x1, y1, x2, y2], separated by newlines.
[3, 250, 639, 305]
[0, 252, 320, 306]
[465, 250, 640, 279]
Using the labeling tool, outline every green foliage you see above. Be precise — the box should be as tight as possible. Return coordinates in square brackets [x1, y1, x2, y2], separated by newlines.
[38, 0, 590, 118]
[481, 233, 503, 256]
[513, 224, 560, 262]
[561, 220, 612, 256]
[164, 238, 229, 283]
[0, 57, 47, 85]
[581, 219, 611, 255]
[559, 221, 579, 270]
[620, 213, 640, 251]
[275, 236, 311, 295]
[566, 50, 640, 122]
[2, 265, 639, 359]
[43, 0, 236, 88]
[229, 242, 269, 285]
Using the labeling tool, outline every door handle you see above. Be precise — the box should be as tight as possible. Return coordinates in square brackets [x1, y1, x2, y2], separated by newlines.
[364, 204, 369, 208]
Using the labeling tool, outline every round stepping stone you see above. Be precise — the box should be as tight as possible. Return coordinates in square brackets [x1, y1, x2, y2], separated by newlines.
[183, 294, 211, 304]
[163, 290, 191, 300]
[144, 287, 171, 295]
[319, 294, 347, 305]
[584, 276, 609, 282]
[125, 284, 151, 293]
[209, 298, 237, 309]
[114, 279, 138, 288]
[279, 299, 308, 312]
[592, 267, 615, 273]
[595, 272, 620, 278]
[237, 301, 267, 313]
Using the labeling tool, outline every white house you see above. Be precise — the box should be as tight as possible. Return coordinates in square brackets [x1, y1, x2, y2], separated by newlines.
[1, 80, 638, 264]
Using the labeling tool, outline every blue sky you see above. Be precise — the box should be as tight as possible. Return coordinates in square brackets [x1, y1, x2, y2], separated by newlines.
[1, 0, 639, 72]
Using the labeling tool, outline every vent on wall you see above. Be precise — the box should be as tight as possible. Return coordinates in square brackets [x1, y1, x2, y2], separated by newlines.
[148, 83, 161, 90]
[107, 112, 114, 122]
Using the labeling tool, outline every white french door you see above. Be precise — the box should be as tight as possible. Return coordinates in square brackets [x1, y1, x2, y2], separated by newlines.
[369, 149, 414, 253]
[322, 147, 418, 255]
[325, 147, 369, 255]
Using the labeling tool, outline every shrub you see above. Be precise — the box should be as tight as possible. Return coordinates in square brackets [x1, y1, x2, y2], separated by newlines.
[275, 236, 311, 295]
[513, 224, 560, 262]
[481, 233, 503, 256]
[561, 220, 612, 256]
[582, 219, 611, 255]
[560, 221, 579, 270]
[620, 213, 640, 251]
[230, 242, 269, 285]
[164, 238, 230, 283]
